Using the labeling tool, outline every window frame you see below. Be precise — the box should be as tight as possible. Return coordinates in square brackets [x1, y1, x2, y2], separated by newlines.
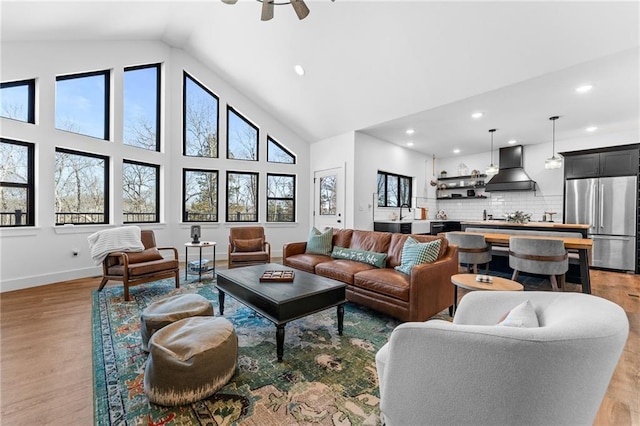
[123, 63, 161, 151]
[182, 168, 219, 223]
[54, 147, 110, 225]
[55, 70, 110, 140]
[0, 79, 36, 124]
[0, 138, 35, 227]
[267, 136, 296, 164]
[226, 105, 259, 162]
[226, 171, 259, 223]
[182, 71, 219, 158]
[377, 171, 413, 207]
[266, 173, 296, 223]
[122, 159, 160, 224]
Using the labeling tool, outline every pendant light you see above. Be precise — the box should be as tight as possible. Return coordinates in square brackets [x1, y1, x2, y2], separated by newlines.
[485, 129, 499, 176]
[545, 116, 562, 170]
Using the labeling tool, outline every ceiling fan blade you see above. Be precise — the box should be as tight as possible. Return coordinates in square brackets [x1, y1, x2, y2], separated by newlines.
[261, 0, 274, 21]
[291, 0, 309, 20]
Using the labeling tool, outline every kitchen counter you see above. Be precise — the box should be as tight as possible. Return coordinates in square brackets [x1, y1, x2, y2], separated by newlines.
[462, 220, 590, 230]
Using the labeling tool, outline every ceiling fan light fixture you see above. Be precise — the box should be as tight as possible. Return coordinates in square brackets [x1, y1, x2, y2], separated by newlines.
[291, 0, 310, 20]
[545, 116, 563, 170]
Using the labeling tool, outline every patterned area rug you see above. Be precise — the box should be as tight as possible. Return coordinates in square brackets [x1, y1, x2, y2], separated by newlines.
[92, 277, 451, 425]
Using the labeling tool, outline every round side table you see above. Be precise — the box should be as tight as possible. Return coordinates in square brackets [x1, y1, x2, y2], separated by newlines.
[450, 273, 523, 315]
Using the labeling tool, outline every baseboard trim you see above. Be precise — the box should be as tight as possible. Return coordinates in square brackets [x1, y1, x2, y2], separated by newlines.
[1, 266, 101, 293]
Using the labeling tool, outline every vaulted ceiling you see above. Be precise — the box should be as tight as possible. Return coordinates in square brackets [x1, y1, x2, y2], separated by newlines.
[2, 1, 639, 158]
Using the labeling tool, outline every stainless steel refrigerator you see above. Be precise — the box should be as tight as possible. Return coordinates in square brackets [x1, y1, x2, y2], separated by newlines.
[565, 176, 637, 271]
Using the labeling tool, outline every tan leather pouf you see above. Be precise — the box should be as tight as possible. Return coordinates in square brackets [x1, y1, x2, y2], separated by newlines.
[144, 316, 238, 406]
[140, 293, 213, 351]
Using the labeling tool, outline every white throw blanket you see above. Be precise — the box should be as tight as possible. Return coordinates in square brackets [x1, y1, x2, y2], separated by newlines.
[87, 226, 145, 265]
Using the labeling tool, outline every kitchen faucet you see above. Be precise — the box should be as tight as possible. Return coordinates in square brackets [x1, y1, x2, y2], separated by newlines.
[399, 203, 411, 221]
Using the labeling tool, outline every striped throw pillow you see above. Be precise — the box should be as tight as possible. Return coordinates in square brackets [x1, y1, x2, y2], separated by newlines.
[305, 227, 333, 256]
[394, 237, 441, 275]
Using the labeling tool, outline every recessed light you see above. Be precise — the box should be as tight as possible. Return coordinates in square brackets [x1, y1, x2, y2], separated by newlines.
[294, 65, 305, 76]
[576, 84, 593, 93]
[407, 142, 414, 147]
[586, 126, 598, 132]
[507, 139, 517, 145]
[453, 148, 460, 154]
[405, 129, 415, 135]
[471, 112, 484, 119]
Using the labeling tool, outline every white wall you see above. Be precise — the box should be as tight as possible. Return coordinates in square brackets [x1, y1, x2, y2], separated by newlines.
[436, 126, 639, 221]
[0, 40, 311, 292]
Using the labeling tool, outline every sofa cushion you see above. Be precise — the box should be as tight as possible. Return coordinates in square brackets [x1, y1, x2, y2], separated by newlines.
[284, 253, 332, 273]
[331, 228, 354, 249]
[395, 237, 441, 274]
[108, 258, 179, 276]
[229, 251, 269, 263]
[306, 227, 333, 256]
[331, 247, 388, 268]
[498, 300, 540, 328]
[233, 237, 264, 252]
[350, 230, 392, 253]
[315, 259, 376, 284]
[354, 268, 411, 301]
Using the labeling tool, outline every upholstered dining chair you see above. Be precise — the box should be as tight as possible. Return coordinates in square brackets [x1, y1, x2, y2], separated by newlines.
[445, 231, 492, 273]
[228, 226, 271, 269]
[509, 237, 568, 291]
[98, 230, 179, 301]
[375, 291, 629, 426]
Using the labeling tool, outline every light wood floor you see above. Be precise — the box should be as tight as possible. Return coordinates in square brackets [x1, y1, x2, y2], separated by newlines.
[1, 265, 639, 425]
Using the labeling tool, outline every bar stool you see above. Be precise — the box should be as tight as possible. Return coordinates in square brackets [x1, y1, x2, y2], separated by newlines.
[445, 232, 492, 274]
[509, 237, 568, 291]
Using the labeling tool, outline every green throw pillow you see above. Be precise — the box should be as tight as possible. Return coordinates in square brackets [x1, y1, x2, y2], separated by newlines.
[331, 247, 388, 268]
[305, 227, 333, 256]
[394, 237, 441, 274]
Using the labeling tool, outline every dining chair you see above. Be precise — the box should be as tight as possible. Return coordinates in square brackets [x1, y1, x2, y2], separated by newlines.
[509, 237, 568, 291]
[445, 231, 491, 274]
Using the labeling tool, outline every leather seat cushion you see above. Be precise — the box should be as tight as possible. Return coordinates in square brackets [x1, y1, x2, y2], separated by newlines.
[354, 268, 410, 301]
[284, 254, 331, 273]
[119, 248, 163, 265]
[108, 259, 179, 276]
[229, 252, 269, 263]
[315, 260, 376, 284]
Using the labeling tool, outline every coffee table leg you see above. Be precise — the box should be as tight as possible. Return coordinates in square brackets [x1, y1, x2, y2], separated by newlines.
[218, 290, 225, 315]
[452, 285, 458, 316]
[337, 304, 344, 336]
[276, 325, 285, 362]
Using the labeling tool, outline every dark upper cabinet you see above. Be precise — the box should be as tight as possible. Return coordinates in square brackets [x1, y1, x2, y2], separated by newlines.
[564, 148, 639, 179]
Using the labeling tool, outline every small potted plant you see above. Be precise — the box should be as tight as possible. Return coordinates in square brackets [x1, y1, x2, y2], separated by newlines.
[440, 170, 448, 178]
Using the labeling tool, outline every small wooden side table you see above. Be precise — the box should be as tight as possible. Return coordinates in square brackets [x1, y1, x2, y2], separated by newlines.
[450, 273, 523, 315]
[184, 241, 216, 282]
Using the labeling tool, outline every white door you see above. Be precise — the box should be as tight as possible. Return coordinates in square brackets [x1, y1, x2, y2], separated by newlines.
[313, 167, 345, 230]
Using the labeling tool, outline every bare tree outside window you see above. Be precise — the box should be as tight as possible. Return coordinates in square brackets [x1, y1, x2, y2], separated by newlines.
[0, 139, 34, 226]
[1, 79, 35, 123]
[123, 161, 158, 223]
[124, 65, 160, 151]
[54, 149, 108, 224]
[267, 173, 295, 222]
[267, 136, 295, 164]
[227, 107, 258, 161]
[227, 172, 258, 222]
[183, 169, 218, 222]
[184, 73, 218, 157]
[319, 175, 336, 215]
[377, 171, 412, 207]
[55, 71, 109, 140]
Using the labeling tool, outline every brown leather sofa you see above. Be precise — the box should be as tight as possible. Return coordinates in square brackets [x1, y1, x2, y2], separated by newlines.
[283, 229, 458, 322]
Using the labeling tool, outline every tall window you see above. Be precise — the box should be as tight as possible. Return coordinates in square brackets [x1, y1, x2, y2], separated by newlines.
[267, 136, 295, 164]
[122, 160, 159, 223]
[55, 148, 109, 225]
[55, 70, 110, 140]
[267, 173, 295, 222]
[227, 106, 258, 161]
[0, 138, 35, 226]
[377, 171, 412, 207]
[183, 168, 218, 222]
[227, 171, 258, 222]
[123, 64, 160, 151]
[183, 72, 218, 157]
[1, 79, 35, 123]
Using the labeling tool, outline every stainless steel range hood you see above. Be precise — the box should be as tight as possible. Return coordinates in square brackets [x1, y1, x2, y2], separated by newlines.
[484, 145, 536, 192]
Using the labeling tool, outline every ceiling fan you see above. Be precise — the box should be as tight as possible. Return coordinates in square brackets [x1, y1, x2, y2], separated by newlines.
[221, 0, 311, 21]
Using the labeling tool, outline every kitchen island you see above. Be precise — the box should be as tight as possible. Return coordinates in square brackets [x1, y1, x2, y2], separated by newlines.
[461, 221, 590, 237]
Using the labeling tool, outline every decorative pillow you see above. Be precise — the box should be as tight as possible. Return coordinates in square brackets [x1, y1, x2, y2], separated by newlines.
[394, 237, 441, 275]
[234, 237, 264, 252]
[331, 247, 388, 268]
[305, 227, 333, 256]
[120, 248, 163, 265]
[497, 300, 539, 328]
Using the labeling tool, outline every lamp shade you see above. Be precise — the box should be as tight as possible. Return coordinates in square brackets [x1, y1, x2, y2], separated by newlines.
[545, 116, 562, 170]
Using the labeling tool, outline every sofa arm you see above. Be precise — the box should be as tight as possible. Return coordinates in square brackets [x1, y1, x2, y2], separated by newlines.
[283, 241, 306, 260]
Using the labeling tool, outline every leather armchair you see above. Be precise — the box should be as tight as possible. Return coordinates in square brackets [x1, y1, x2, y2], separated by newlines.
[376, 291, 629, 426]
[98, 230, 179, 301]
[228, 226, 271, 269]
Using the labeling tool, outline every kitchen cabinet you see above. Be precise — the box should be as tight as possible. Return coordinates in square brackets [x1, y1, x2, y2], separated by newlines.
[436, 173, 488, 200]
[564, 148, 639, 179]
[429, 221, 461, 235]
[374, 222, 412, 234]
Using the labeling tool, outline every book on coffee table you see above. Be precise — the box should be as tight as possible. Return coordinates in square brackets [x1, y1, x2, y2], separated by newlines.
[259, 270, 295, 282]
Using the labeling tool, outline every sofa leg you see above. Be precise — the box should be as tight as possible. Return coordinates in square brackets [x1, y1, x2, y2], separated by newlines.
[175, 270, 180, 289]
[98, 277, 108, 292]
[124, 285, 130, 302]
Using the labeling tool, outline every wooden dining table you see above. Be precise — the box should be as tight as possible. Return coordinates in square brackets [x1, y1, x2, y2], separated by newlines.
[461, 232, 594, 294]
